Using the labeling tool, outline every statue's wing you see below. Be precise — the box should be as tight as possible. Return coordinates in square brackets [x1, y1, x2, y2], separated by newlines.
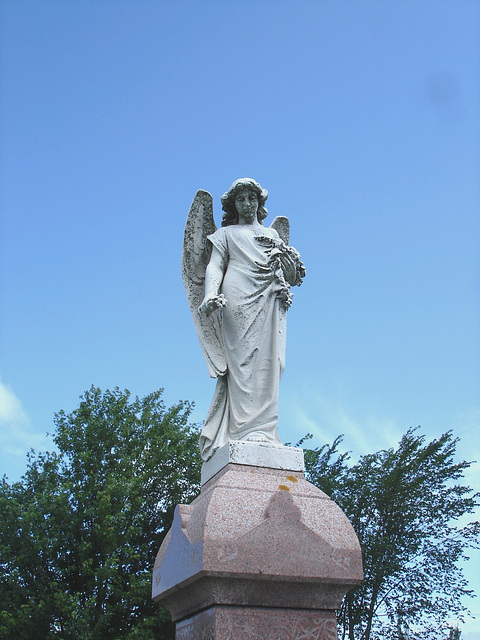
[270, 216, 290, 244]
[182, 189, 227, 378]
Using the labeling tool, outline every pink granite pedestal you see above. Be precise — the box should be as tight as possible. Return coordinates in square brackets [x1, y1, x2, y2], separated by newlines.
[152, 451, 363, 639]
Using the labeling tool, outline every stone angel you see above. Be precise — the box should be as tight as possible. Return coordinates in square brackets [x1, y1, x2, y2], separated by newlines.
[182, 178, 305, 461]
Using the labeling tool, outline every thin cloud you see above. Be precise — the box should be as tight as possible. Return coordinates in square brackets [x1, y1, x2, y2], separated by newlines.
[284, 385, 405, 460]
[284, 385, 480, 478]
[0, 381, 48, 470]
[452, 406, 480, 527]
[452, 407, 480, 464]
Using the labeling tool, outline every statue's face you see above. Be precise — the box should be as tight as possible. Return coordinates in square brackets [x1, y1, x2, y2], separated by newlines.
[234, 188, 258, 224]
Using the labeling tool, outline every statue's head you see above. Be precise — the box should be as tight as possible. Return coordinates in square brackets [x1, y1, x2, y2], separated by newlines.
[221, 178, 268, 227]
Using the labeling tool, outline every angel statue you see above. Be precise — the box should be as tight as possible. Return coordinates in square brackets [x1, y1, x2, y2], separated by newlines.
[182, 178, 305, 461]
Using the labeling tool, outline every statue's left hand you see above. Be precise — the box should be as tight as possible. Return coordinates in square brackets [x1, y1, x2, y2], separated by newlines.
[269, 247, 297, 285]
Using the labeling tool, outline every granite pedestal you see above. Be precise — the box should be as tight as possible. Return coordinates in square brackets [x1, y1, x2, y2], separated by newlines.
[152, 442, 363, 639]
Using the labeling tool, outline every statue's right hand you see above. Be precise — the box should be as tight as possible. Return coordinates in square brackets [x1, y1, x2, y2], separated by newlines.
[198, 294, 227, 317]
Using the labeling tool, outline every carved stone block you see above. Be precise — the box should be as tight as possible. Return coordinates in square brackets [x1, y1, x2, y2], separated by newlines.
[152, 457, 363, 639]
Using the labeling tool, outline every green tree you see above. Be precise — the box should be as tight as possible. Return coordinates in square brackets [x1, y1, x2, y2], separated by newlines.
[305, 428, 479, 640]
[2, 391, 478, 640]
[447, 625, 462, 640]
[0, 387, 202, 640]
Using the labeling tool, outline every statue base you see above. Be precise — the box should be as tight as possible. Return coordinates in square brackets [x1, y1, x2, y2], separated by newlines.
[175, 606, 338, 639]
[152, 445, 363, 639]
[200, 440, 305, 484]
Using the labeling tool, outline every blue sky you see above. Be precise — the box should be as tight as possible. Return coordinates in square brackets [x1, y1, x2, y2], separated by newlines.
[1, 1, 479, 634]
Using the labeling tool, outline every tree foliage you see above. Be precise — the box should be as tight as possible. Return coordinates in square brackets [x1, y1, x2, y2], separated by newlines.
[0, 387, 201, 640]
[305, 428, 479, 640]
[1, 389, 478, 640]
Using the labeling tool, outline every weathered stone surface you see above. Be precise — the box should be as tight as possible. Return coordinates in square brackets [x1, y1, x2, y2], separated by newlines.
[152, 460, 363, 637]
[176, 606, 339, 640]
[201, 440, 305, 485]
[182, 179, 306, 461]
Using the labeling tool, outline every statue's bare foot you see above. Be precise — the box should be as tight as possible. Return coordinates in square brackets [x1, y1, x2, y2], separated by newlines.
[245, 433, 269, 443]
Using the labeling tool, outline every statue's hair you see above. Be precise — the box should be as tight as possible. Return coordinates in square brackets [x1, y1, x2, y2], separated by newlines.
[220, 178, 268, 227]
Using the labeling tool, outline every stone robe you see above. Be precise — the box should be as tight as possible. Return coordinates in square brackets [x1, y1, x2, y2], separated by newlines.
[199, 224, 287, 460]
